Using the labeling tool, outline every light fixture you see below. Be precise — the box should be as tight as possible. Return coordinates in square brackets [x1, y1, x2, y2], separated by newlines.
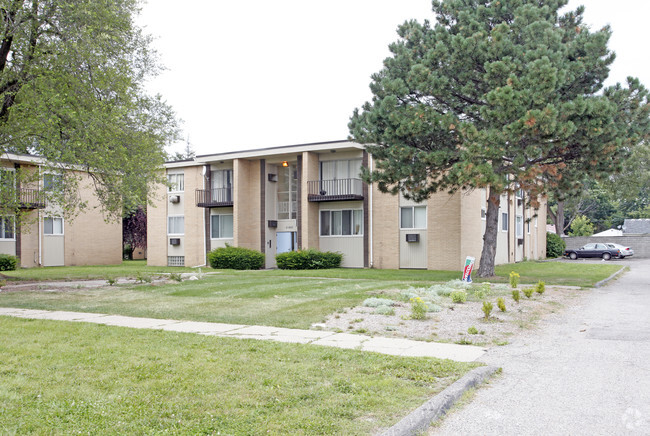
[281, 161, 289, 167]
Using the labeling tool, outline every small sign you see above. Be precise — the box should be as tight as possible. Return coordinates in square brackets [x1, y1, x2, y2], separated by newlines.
[462, 256, 475, 283]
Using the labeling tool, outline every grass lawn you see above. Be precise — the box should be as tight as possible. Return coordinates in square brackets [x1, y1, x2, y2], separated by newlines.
[0, 317, 477, 435]
[0, 260, 623, 328]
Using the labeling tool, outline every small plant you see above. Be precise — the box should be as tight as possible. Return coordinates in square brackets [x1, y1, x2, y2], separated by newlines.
[482, 301, 493, 319]
[535, 281, 545, 295]
[512, 290, 520, 303]
[208, 245, 265, 270]
[450, 290, 467, 304]
[497, 297, 506, 312]
[106, 277, 117, 286]
[471, 283, 491, 300]
[509, 271, 520, 288]
[169, 272, 183, 282]
[410, 297, 428, 320]
[0, 254, 18, 271]
[467, 326, 479, 335]
[375, 305, 395, 316]
[523, 287, 534, 299]
[135, 272, 152, 284]
[363, 298, 395, 308]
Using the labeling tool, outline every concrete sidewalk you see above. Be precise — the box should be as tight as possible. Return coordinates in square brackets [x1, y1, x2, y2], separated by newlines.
[0, 307, 485, 362]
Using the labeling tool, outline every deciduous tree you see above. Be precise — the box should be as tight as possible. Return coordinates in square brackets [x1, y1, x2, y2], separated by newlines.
[0, 0, 178, 220]
[349, 0, 649, 276]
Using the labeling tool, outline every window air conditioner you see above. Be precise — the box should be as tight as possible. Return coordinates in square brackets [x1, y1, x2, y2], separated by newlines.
[405, 234, 420, 243]
[169, 195, 180, 203]
[169, 238, 181, 246]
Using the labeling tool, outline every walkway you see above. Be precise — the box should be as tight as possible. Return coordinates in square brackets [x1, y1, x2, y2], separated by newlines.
[0, 307, 485, 363]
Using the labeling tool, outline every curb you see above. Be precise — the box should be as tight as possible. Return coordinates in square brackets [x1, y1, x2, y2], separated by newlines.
[379, 365, 500, 436]
[595, 266, 628, 288]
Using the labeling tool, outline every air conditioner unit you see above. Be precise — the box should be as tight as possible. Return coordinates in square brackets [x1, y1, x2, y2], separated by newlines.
[169, 238, 181, 246]
[267, 220, 278, 228]
[268, 173, 278, 182]
[405, 234, 420, 243]
[169, 195, 180, 203]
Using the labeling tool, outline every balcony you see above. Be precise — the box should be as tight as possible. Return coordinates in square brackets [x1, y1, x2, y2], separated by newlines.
[307, 178, 364, 202]
[18, 189, 46, 209]
[195, 188, 233, 208]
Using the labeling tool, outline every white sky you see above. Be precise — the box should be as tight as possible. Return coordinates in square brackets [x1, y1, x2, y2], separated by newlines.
[138, 0, 650, 156]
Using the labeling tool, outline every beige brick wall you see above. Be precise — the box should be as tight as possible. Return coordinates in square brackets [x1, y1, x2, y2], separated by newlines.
[426, 192, 462, 270]
[371, 187, 399, 269]
[459, 189, 486, 270]
[301, 151, 320, 249]
[234, 159, 261, 250]
[19, 210, 40, 268]
[183, 166, 206, 267]
[63, 172, 122, 266]
[146, 171, 168, 267]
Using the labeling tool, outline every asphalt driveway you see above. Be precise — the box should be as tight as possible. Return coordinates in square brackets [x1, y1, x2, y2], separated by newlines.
[433, 258, 650, 435]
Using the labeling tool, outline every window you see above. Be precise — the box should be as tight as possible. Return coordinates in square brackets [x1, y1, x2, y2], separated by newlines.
[319, 159, 362, 180]
[43, 174, 62, 191]
[168, 216, 184, 235]
[210, 214, 233, 239]
[516, 215, 523, 238]
[501, 212, 508, 232]
[320, 209, 363, 236]
[0, 216, 15, 239]
[168, 173, 184, 192]
[168, 256, 185, 267]
[44, 217, 64, 235]
[481, 208, 486, 220]
[0, 168, 15, 189]
[527, 219, 531, 234]
[211, 169, 232, 202]
[277, 164, 297, 220]
[400, 206, 426, 229]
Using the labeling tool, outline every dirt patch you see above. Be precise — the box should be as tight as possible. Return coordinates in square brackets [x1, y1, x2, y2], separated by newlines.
[317, 286, 588, 347]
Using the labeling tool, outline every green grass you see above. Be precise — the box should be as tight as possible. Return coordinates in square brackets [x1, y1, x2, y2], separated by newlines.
[0, 317, 477, 435]
[0, 260, 197, 281]
[494, 261, 623, 287]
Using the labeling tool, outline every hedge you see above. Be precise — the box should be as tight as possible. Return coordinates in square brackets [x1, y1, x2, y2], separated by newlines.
[546, 232, 566, 258]
[207, 246, 265, 270]
[0, 254, 18, 271]
[275, 249, 342, 270]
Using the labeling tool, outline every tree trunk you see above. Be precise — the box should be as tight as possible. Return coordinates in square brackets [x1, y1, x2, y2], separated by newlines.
[477, 187, 501, 277]
[554, 201, 565, 236]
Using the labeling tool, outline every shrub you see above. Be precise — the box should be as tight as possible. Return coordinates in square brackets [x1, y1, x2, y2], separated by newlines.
[568, 215, 595, 236]
[0, 254, 18, 271]
[535, 281, 545, 295]
[427, 303, 443, 313]
[375, 305, 395, 316]
[363, 298, 395, 308]
[482, 301, 493, 319]
[470, 283, 491, 299]
[512, 290, 521, 303]
[509, 271, 520, 289]
[169, 272, 183, 282]
[450, 290, 467, 304]
[467, 326, 478, 335]
[546, 232, 566, 258]
[523, 287, 534, 299]
[208, 246, 265, 270]
[497, 297, 506, 312]
[106, 277, 117, 286]
[410, 297, 427, 320]
[275, 249, 342, 270]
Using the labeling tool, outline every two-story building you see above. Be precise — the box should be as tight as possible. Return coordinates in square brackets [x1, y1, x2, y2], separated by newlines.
[147, 140, 547, 270]
[0, 153, 122, 267]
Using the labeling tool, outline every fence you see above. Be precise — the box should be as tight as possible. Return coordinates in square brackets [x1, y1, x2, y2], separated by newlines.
[562, 235, 650, 258]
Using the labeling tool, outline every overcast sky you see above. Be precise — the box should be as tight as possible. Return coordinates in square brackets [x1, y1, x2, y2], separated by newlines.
[138, 0, 650, 156]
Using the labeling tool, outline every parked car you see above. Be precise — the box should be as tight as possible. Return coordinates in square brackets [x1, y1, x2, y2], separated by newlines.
[564, 243, 621, 260]
[605, 243, 634, 258]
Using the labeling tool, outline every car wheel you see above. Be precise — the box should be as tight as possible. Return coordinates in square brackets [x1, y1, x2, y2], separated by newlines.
[602, 253, 611, 261]
[569, 252, 578, 260]
[619, 255, 625, 259]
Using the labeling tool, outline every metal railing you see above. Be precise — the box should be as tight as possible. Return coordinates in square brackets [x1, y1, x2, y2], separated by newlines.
[19, 189, 46, 208]
[307, 178, 363, 201]
[195, 188, 233, 207]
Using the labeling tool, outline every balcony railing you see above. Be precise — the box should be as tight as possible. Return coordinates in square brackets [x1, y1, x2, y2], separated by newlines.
[195, 188, 233, 208]
[19, 189, 46, 209]
[307, 178, 364, 202]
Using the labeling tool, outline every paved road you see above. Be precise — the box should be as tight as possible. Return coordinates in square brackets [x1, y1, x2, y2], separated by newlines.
[434, 258, 650, 435]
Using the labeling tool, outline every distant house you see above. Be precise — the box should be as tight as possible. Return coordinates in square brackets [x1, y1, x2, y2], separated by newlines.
[146, 140, 547, 270]
[622, 219, 650, 235]
[0, 153, 122, 267]
[593, 228, 623, 237]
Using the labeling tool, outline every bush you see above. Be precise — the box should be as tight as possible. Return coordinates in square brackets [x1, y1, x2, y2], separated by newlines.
[208, 246, 265, 270]
[482, 301, 493, 319]
[0, 254, 18, 271]
[497, 297, 506, 312]
[363, 298, 395, 308]
[410, 297, 427, 320]
[512, 290, 521, 303]
[523, 287, 534, 299]
[275, 249, 342, 270]
[509, 271, 520, 289]
[450, 290, 467, 304]
[535, 281, 546, 295]
[546, 232, 566, 258]
[375, 305, 395, 316]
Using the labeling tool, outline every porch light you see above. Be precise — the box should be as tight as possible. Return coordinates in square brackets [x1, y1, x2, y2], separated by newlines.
[281, 161, 289, 167]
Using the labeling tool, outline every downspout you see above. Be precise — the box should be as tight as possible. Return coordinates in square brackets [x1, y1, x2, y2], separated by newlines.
[38, 166, 42, 266]
[202, 166, 207, 267]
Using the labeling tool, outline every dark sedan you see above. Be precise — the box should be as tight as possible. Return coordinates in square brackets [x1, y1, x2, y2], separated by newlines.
[564, 243, 621, 260]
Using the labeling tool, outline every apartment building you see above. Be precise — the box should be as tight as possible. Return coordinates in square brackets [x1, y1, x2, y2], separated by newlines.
[0, 153, 122, 267]
[147, 140, 546, 270]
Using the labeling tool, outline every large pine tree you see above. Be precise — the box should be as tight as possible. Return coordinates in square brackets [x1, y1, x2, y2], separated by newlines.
[350, 0, 649, 276]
